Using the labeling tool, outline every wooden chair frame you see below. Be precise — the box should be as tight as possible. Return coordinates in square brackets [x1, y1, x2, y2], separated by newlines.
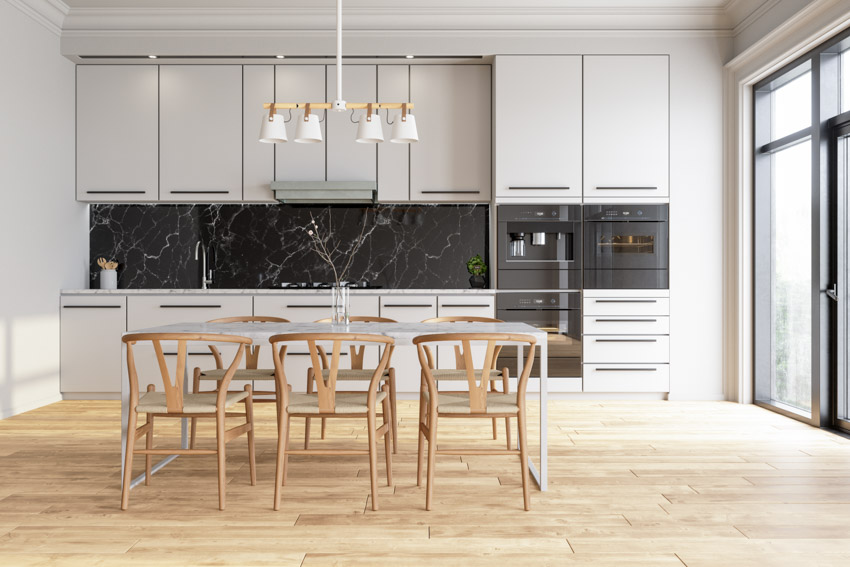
[414, 332, 537, 511]
[190, 316, 289, 448]
[121, 332, 256, 511]
[307, 316, 398, 454]
[269, 332, 395, 511]
[421, 316, 511, 448]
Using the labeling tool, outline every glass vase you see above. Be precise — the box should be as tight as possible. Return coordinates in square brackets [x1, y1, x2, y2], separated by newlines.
[331, 284, 350, 326]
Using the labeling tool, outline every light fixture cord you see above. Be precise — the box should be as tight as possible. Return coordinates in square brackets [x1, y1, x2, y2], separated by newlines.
[336, 0, 343, 103]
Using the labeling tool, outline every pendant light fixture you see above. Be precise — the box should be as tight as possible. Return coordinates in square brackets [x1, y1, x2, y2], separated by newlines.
[260, 0, 417, 145]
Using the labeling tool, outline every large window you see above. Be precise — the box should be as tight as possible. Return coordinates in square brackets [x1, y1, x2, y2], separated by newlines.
[754, 28, 850, 427]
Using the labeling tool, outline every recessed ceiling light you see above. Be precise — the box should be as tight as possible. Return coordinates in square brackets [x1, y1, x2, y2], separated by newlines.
[147, 55, 157, 59]
[276, 55, 285, 59]
[405, 55, 414, 59]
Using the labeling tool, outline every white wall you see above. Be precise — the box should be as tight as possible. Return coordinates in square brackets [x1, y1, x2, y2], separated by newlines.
[0, 1, 87, 418]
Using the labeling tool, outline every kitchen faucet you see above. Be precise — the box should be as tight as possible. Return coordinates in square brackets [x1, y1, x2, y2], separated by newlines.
[194, 240, 214, 289]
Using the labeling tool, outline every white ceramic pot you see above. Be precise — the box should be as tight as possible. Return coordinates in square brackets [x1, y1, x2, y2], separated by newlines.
[100, 269, 117, 290]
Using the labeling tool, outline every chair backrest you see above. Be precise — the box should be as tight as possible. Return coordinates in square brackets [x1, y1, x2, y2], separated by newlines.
[413, 333, 536, 414]
[421, 316, 504, 369]
[269, 333, 395, 414]
[313, 316, 397, 369]
[206, 316, 290, 369]
[122, 333, 252, 413]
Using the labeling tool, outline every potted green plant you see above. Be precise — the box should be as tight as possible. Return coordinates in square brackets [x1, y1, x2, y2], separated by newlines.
[466, 254, 488, 288]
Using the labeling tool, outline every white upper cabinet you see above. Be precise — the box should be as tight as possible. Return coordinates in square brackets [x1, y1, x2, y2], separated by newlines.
[410, 65, 491, 202]
[275, 65, 326, 182]
[583, 55, 669, 199]
[243, 65, 275, 202]
[494, 56, 582, 201]
[76, 66, 158, 202]
[377, 65, 410, 202]
[159, 65, 243, 202]
[326, 65, 377, 182]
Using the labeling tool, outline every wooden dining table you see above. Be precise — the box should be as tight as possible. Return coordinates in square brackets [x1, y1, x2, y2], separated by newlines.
[120, 321, 549, 492]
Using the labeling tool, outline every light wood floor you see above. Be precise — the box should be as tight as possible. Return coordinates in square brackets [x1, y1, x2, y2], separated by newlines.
[1, 400, 850, 566]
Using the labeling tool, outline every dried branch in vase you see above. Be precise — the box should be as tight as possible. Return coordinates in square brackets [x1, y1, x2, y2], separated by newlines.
[304, 211, 373, 287]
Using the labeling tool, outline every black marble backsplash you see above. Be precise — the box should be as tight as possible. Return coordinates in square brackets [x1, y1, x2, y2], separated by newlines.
[89, 204, 489, 289]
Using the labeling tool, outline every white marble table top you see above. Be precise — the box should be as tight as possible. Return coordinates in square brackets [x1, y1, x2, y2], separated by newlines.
[125, 321, 546, 346]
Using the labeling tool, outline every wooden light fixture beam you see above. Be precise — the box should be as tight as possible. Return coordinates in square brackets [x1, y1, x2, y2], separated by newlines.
[263, 102, 414, 111]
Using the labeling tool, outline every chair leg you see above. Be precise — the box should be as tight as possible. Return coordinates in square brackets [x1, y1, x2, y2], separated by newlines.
[321, 417, 327, 440]
[273, 408, 288, 511]
[425, 407, 438, 511]
[416, 388, 427, 487]
[244, 387, 256, 486]
[389, 370, 399, 454]
[367, 408, 380, 511]
[517, 408, 531, 511]
[120, 410, 138, 511]
[215, 411, 227, 511]
[492, 417, 498, 440]
[381, 387, 393, 487]
[503, 374, 512, 449]
[190, 371, 200, 449]
[282, 414, 292, 486]
[304, 371, 313, 449]
[144, 413, 153, 485]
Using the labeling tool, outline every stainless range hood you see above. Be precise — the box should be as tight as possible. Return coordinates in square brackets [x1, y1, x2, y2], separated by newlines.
[271, 181, 377, 204]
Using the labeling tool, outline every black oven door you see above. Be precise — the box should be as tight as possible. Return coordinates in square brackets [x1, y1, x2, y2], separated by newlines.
[583, 205, 669, 289]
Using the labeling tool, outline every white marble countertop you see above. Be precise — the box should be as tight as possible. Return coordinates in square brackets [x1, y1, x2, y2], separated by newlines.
[62, 288, 496, 295]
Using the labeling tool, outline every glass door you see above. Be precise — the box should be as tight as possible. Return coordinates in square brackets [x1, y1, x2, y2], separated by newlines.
[832, 120, 850, 431]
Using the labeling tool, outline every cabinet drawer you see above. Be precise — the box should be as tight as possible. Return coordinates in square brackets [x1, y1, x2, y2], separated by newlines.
[127, 296, 253, 338]
[582, 364, 670, 393]
[61, 296, 127, 393]
[583, 335, 669, 364]
[583, 297, 669, 317]
[380, 296, 437, 322]
[254, 294, 379, 323]
[583, 315, 669, 335]
[437, 296, 495, 319]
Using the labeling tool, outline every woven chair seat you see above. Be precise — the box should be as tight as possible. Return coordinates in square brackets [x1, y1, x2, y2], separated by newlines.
[136, 391, 249, 414]
[199, 368, 275, 380]
[287, 391, 387, 415]
[319, 368, 391, 380]
[430, 369, 507, 382]
[422, 390, 519, 414]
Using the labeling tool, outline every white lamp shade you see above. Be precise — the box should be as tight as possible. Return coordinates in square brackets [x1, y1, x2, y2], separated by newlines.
[355, 111, 384, 143]
[390, 113, 418, 143]
[259, 113, 287, 143]
[294, 113, 323, 143]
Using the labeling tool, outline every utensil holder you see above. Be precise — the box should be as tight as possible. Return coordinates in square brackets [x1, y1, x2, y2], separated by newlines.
[100, 269, 117, 290]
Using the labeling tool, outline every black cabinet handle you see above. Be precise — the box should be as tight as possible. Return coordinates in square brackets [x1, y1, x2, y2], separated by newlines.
[287, 352, 348, 357]
[594, 367, 658, 372]
[383, 304, 434, 308]
[593, 318, 658, 323]
[63, 305, 122, 309]
[420, 190, 480, 194]
[596, 187, 658, 191]
[594, 338, 658, 343]
[439, 304, 491, 308]
[286, 305, 333, 309]
[85, 190, 147, 194]
[159, 305, 222, 309]
[508, 187, 570, 191]
[163, 352, 217, 356]
[169, 190, 231, 194]
[593, 299, 658, 303]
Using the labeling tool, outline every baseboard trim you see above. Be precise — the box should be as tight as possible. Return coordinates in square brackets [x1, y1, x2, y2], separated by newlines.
[0, 394, 64, 420]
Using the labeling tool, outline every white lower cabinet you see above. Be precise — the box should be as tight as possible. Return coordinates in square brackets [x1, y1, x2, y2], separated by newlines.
[435, 295, 496, 374]
[380, 296, 437, 393]
[582, 290, 670, 393]
[60, 296, 127, 394]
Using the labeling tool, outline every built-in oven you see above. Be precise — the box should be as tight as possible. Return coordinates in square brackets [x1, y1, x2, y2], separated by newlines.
[583, 204, 669, 289]
[495, 292, 581, 378]
[497, 205, 582, 290]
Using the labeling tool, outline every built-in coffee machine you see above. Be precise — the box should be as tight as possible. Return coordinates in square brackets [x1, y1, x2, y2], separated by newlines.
[496, 205, 582, 290]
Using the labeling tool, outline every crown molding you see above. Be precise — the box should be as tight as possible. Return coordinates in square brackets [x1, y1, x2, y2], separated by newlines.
[6, 0, 69, 36]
